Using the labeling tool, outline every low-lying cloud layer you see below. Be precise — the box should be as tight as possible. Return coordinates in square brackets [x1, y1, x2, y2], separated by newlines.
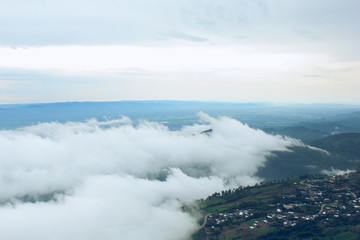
[0, 113, 299, 239]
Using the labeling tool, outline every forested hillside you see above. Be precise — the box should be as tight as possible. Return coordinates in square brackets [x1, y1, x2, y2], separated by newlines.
[192, 170, 360, 240]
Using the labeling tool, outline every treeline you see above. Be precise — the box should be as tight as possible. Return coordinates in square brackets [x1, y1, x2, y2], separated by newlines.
[258, 214, 360, 240]
[203, 173, 327, 203]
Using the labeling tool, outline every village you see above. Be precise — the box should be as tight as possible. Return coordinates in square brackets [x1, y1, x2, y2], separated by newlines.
[202, 172, 360, 235]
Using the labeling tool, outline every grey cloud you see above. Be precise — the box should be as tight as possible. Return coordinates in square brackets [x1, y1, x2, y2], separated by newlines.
[293, 29, 321, 41]
[303, 74, 322, 78]
[1, 0, 360, 60]
[0, 0, 294, 46]
[169, 32, 208, 42]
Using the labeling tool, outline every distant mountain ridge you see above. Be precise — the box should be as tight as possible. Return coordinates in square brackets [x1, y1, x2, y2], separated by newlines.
[257, 133, 360, 181]
[263, 112, 360, 143]
[1, 101, 360, 131]
[311, 133, 360, 159]
[263, 126, 328, 143]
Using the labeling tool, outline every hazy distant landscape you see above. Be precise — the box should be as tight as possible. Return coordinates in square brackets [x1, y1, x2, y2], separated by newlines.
[2, 101, 360, 130]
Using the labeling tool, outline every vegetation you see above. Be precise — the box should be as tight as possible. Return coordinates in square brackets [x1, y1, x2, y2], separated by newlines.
[311, 133, 360, 159]
[257, 133, 360, 181]
[192, 170, 360, 240]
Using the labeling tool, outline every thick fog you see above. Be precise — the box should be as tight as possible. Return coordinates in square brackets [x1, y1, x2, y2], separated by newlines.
[0, 113, 300, 239]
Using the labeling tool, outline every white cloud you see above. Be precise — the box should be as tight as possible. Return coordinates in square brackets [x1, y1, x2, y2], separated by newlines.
[0, 45, 321, 72]
[0, 173, 201, 240]
[1, 0, 359, 104]
[0, 113, 299, 239]
[321, 167, 356, 176]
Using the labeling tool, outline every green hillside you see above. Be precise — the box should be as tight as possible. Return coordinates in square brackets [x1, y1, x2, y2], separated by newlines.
[256, 133, 360, 181]
[262, 112, 360, 143]
[192, 170, 360, 240]
[311, 133, 360, 159]
[263, 126, 328, 143]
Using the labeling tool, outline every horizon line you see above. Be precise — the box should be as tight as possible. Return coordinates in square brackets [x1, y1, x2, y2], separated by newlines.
[1, 100, 360, 106]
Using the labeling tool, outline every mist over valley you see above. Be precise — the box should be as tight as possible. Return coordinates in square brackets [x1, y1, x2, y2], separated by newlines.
[1, 101, 360, 239]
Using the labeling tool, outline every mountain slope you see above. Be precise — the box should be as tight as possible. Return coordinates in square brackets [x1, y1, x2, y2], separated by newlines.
[192, 170, 360, 240]
[256, 133, 360, 181]
[311, 133, 360, 159]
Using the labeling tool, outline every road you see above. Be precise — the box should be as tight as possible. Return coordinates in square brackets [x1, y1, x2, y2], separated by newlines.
[350, 191, 357, 199]
[318, 204, 326, 215]
[199, 214, 211, 229]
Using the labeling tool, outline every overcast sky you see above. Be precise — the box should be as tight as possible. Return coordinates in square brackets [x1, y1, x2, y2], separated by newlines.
[0, 0, 359, 103]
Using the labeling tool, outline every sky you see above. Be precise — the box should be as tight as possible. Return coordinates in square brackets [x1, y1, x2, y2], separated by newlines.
[0, 0, 359, 103]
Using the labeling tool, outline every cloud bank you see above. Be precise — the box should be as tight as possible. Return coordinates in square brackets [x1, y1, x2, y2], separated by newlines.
[0, 113, 299, 239]
[321, 167, 356, 176]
